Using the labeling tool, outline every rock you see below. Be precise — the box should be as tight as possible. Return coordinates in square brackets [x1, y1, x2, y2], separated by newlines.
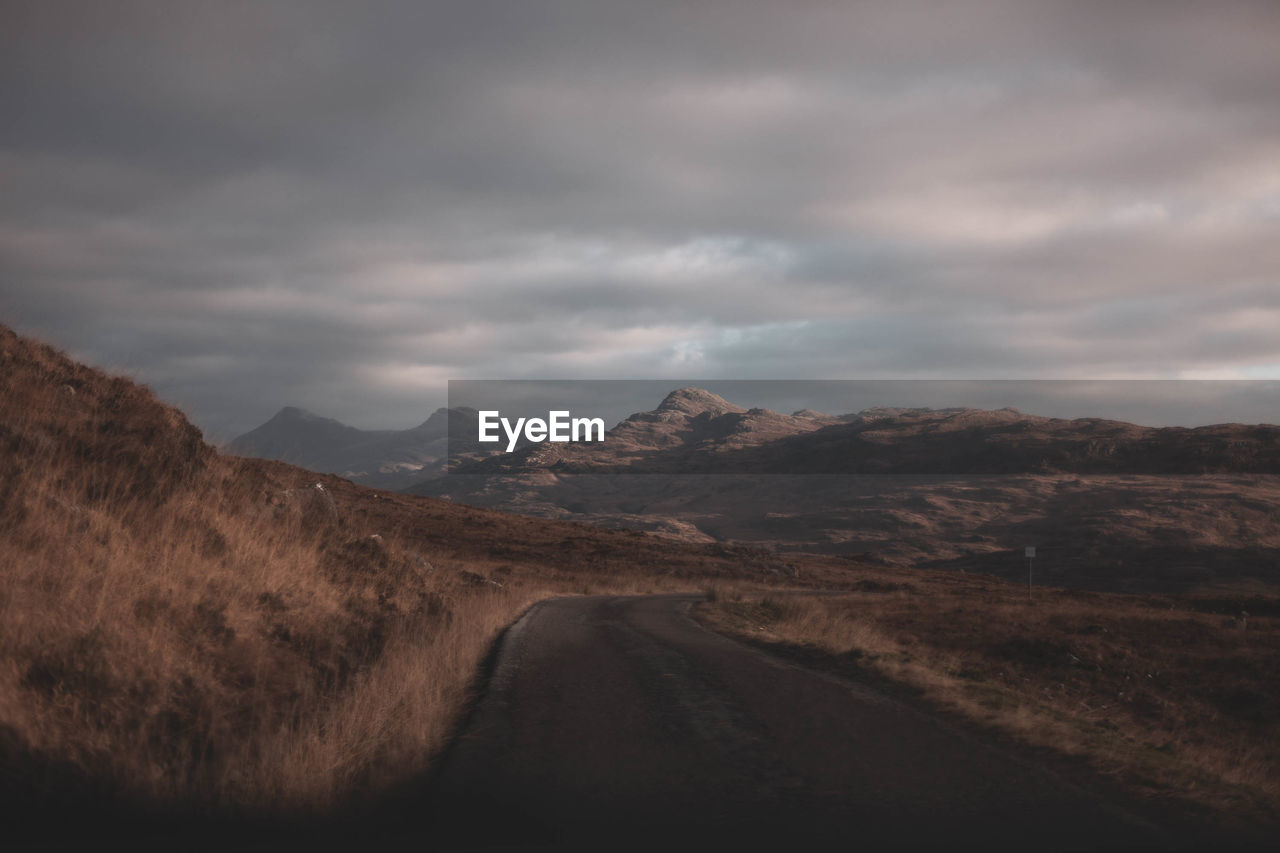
[271, 482, 339, 531]
[458, 570, 503, 589]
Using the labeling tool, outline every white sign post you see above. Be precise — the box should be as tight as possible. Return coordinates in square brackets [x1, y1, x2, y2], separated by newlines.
[1025, 546, 1036, 600]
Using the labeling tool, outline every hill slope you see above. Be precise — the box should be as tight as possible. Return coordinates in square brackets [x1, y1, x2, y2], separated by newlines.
[0, 327, 790, 823]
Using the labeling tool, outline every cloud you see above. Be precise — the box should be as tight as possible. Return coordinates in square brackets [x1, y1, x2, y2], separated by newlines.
[2, 0, 1279, 437]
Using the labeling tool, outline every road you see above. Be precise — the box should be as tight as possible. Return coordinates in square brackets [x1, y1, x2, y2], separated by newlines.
[423, 594, 1183, 851]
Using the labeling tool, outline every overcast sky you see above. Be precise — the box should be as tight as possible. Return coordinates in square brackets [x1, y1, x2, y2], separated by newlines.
[3, 1, 1279, 439]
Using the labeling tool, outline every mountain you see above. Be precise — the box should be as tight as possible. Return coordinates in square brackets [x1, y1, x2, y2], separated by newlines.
[457, 386, 842, 474]
[418, 388, 1280, 592]
[450, 388, 1280, 477]
[229, 405, 483, 488]
[699, 406, 1280, 475]
[227, 405, 376, 463]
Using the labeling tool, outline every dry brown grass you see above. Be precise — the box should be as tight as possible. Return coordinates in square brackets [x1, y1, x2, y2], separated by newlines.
[0, 326, 777, 821]
[699, 572, 1280, 825]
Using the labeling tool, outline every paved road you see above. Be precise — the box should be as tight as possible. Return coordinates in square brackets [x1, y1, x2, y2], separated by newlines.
[424, 594, 1182, 851]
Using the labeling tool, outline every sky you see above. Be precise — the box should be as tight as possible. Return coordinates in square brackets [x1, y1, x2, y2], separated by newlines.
[3, 0, 1279, 439]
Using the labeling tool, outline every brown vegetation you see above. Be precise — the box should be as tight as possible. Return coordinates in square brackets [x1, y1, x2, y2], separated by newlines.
[0, 327, 787, 820]
[698, 571, 1280, 826]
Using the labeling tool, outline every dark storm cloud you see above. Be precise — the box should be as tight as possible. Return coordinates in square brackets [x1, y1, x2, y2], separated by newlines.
[2, 0, 1279, 438]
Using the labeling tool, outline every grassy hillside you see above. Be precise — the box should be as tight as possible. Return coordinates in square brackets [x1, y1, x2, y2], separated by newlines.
[700, 575, 1280, 826]
[0, 326, 789, 821]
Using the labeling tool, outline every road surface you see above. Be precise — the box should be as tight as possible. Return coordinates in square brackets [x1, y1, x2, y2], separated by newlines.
[424, 594, 1182, 851]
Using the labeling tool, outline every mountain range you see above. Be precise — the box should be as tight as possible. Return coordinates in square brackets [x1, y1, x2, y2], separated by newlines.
[457, 387, 1280, 476]
[227, 405, 483, 489]
[228, 387, 1280, 591]
[418, 388, 1280, 592]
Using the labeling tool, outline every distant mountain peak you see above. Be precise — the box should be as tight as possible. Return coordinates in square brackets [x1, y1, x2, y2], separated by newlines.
[229, 405, 484, 488]
[655, 387, 745, 417]
[231, 406, 360, 448]
[271, 405, 328, 423]
[417, 405, 475, 430]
